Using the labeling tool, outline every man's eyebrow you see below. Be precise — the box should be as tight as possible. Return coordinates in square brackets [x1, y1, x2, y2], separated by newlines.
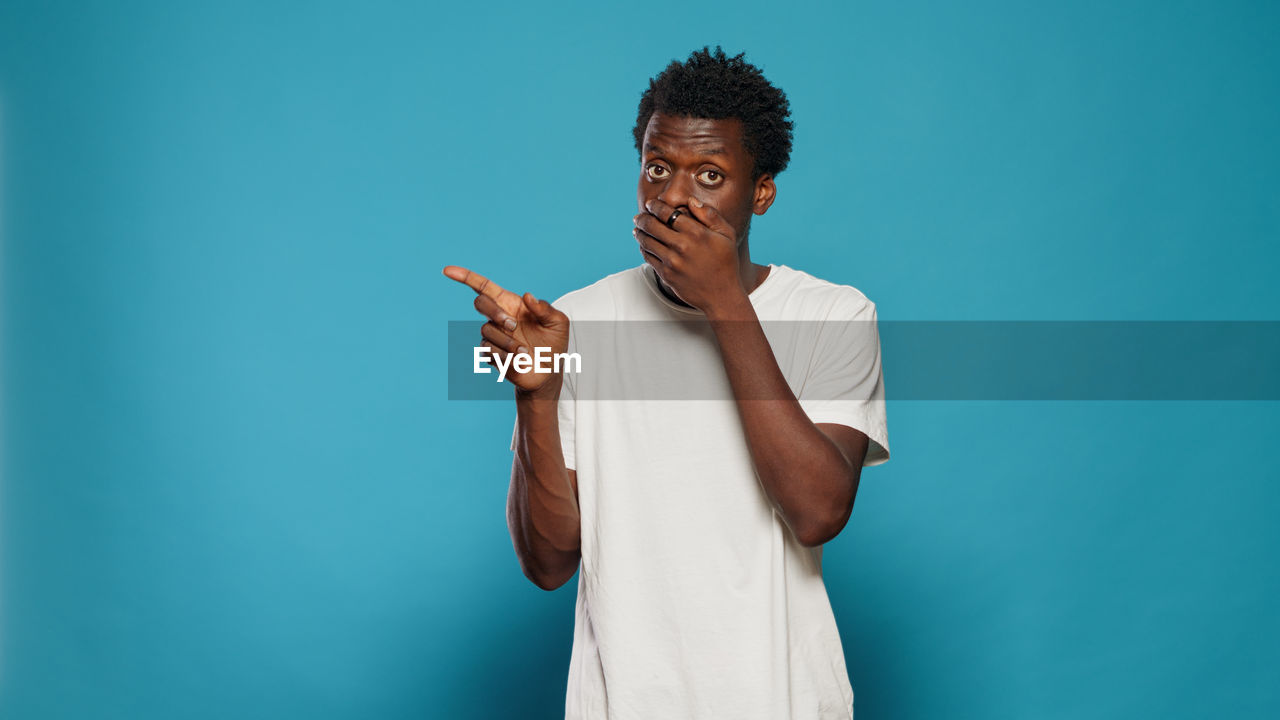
[643, 144, 728, 158]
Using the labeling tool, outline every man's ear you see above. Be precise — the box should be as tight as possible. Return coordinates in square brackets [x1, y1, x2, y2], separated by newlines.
[752, 174, 777, 215]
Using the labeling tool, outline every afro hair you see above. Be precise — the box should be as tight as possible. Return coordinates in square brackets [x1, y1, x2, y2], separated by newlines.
[633, 46, 794, 180]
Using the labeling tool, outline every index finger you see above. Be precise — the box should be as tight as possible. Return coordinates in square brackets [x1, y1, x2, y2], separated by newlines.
[642, 198, 698, 232]
[679, 198, 735, 239]
[442, 265, 517, 305]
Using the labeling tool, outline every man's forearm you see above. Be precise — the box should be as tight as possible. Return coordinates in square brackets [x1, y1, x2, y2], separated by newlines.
[508, 379, 581, 589]
[706, 296, 860, 547]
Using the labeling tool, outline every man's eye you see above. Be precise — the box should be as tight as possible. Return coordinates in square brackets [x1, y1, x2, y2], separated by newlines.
[697, 170, 723, 185]
[646, 165, 669, 180]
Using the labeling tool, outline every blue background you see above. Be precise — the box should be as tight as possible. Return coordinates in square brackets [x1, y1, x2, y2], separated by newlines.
[2, 1, 1278, 718]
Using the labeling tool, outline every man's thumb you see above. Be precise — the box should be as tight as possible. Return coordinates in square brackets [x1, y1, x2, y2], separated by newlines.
[523, 292, 554, 322]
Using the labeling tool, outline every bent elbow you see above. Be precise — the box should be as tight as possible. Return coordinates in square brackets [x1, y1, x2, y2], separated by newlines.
[519, 555, 579, 591]
[794, 499, 855, 548]
[795, 524, 839, 548]
[526, 568, 571, 591]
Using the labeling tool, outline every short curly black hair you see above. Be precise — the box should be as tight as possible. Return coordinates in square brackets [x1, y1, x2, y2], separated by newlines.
[633, 46, 794, 180]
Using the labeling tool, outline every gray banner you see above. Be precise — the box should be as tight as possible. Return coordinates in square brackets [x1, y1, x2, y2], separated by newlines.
[447, 320, 1280, 400]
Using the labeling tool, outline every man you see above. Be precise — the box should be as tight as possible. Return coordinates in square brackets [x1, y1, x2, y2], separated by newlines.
[444, 46, 889, 720]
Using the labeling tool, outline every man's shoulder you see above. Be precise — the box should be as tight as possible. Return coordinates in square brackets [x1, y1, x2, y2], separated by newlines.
[767, 264, 877, 319]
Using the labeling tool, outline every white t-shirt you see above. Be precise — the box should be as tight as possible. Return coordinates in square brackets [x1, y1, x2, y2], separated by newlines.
[511, 263, 889, 720]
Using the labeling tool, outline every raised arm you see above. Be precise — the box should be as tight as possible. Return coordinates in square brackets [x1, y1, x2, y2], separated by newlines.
[632, 202, 868, 547]
[701, 306, 867, 547]
[443, 266, 581, 589]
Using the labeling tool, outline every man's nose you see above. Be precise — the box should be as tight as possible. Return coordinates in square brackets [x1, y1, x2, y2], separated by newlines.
[657, 175, 695, 211]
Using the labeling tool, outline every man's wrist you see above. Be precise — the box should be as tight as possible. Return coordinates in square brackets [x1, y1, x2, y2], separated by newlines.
[704, 290, 755, 324]
[515, 376, 563, 403]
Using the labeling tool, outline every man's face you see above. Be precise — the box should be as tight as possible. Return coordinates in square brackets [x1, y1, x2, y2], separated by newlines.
[637, 113, 769, 246]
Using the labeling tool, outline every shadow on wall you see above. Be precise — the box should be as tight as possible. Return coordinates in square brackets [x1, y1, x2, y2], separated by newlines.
[834, 557, 930, 720]
[834, 568, 916, 712]
[448, 576, 578, 720]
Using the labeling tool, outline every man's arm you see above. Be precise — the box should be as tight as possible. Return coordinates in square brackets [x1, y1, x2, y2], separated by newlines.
[705, 302, 868, 547]
[508, 381, 582, 590]
[631, 202, 870, 547]
[443, 266, 581, 589]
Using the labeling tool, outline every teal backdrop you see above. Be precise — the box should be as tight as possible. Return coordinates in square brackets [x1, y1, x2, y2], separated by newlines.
[2, 1, 1277, 718]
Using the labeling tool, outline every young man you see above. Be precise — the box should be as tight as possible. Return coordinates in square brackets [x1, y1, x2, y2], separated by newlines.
[445, 46, 889, 720]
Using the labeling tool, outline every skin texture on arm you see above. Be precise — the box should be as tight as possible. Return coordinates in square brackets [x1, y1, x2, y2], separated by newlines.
[632, 113, 871, 546]
[639, 220, 869, 545]
[702, 294, 870, 546]
[509, 384, 581, 590]
[442, 266, 581, 589]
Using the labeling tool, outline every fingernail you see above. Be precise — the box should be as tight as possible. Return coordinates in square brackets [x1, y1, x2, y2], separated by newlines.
[691, 197, 703, 208]
[503, 317, 517, 331]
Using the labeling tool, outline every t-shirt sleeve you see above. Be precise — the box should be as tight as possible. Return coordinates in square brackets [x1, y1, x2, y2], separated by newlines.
[797, 296, 890, 467]
[508, 311, 578, 471]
